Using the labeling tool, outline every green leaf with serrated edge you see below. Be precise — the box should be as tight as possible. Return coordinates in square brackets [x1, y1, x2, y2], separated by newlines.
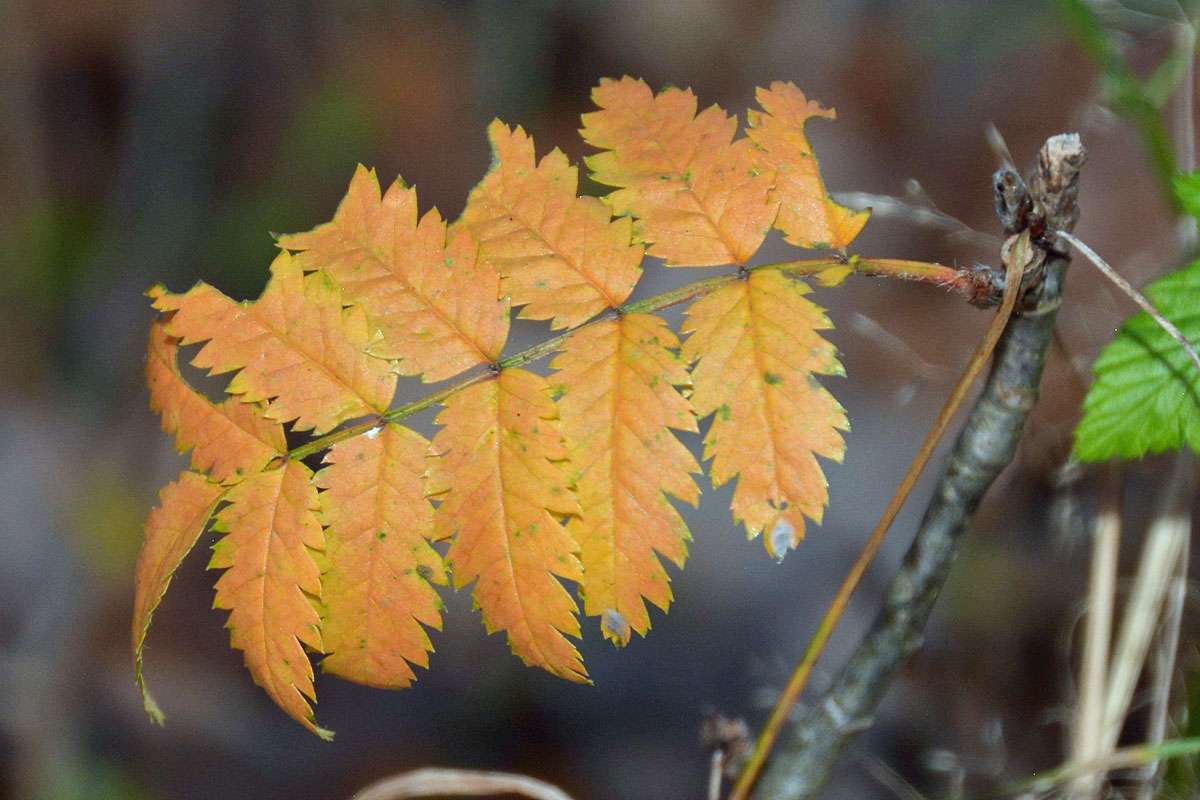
[1075, 259, 1200, 461]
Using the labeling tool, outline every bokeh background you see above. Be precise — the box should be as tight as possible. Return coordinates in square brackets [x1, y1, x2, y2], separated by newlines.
[2, 2, 1197, 799]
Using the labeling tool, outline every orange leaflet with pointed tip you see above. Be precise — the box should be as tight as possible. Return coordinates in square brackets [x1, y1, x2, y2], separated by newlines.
[681, 269, 848, 556]
[150, 252, 396, 436]
[746, 82, 869, 251]
[581, 77, 777, 266]
[426, 369, 587, 682]
[458, 121, 643, 329]
[315, 423, 446, 689]
[132, 471, 225, 722]
[551, 314, 701, 645]
[210, 461, 332, 739]
[146, 321, 285, 484]
[278, 166, 509, 380]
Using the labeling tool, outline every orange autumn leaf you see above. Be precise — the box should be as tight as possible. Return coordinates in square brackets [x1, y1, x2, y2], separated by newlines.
[746, 82, 869, 250]
[210, 461, 331, 739]
[151, 252, 396, 436]
[146, 321, 285, 484]
[132, 471, 225, 722]
[278, 166, 509, 380]
[681, 268, 847, 556]
[458, 120, 643, 329]
[581, 76, 777, 266]
[315, 423, 446, 689]
[426, 369, 586, 682]
[551, 314, 700, 645]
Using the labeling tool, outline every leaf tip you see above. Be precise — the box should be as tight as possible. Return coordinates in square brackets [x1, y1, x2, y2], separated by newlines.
[815, 264, 853, 288]
[600, 608, 632, 647]
[141, 688, 167, 726]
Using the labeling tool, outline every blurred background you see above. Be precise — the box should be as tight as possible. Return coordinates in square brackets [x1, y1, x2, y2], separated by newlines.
[2, 1, 1197, 798]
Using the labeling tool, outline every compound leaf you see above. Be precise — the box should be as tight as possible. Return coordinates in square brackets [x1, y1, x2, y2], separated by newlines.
[1075, 259, 1200, 460]
[146, 320, 285, 484]
[551, 314, 700, 645]
[278, 166, 509, 380]
[681, 268, 847, 556]
[137, 76, 874, 735]
[209, 461, 331, 739]
[427, 369, 586, 682]
[582, 76, 776, 266]
[459, 120, 643, 329]
[746, 81, 869, 250]
[151, 252, 396, 436]
[316, 423, 446, 688]
[132, 471, 226, 723]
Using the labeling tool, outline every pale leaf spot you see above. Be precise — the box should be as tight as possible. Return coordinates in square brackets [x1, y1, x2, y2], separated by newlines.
[601, 608, 632, 647]
[766, 517, 796, 563]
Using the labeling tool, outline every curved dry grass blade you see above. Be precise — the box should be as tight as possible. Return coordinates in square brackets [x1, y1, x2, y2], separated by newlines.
[350, 768, 576, 800]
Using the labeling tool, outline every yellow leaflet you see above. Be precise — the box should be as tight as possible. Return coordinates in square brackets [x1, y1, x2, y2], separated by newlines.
[279, 166, 509, 381]
[551, 314, 700, 644]
[427, 369, 586, 682]
[746, 82, 869, 250]
[132, 471, 225, 723]
[459, 121, 643, 329]
[682, 269, 847, 557]
[146, 321, 285, 483]
[210, 461, 332, 739]
[316, 423, 446, 689]
[151, 252, 395, 436]
[582, 77, 777, 266]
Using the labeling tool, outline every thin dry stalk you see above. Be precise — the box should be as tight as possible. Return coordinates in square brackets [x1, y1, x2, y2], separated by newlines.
[1069, 464, 1123, 800]
[349, 768, 576, 800]
[861, 756, 928, 800]
[1136, 470, 1191, 800]
[1136, 551, 1189, 800]
[1022, 738, 1200, 795]
[1101, 462, 1195, 755]
[1055, 230, 1200, 376]
[985, 122, 1018, 171]
[709, 751, 725, 800]
[832, 189, 999, 251]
